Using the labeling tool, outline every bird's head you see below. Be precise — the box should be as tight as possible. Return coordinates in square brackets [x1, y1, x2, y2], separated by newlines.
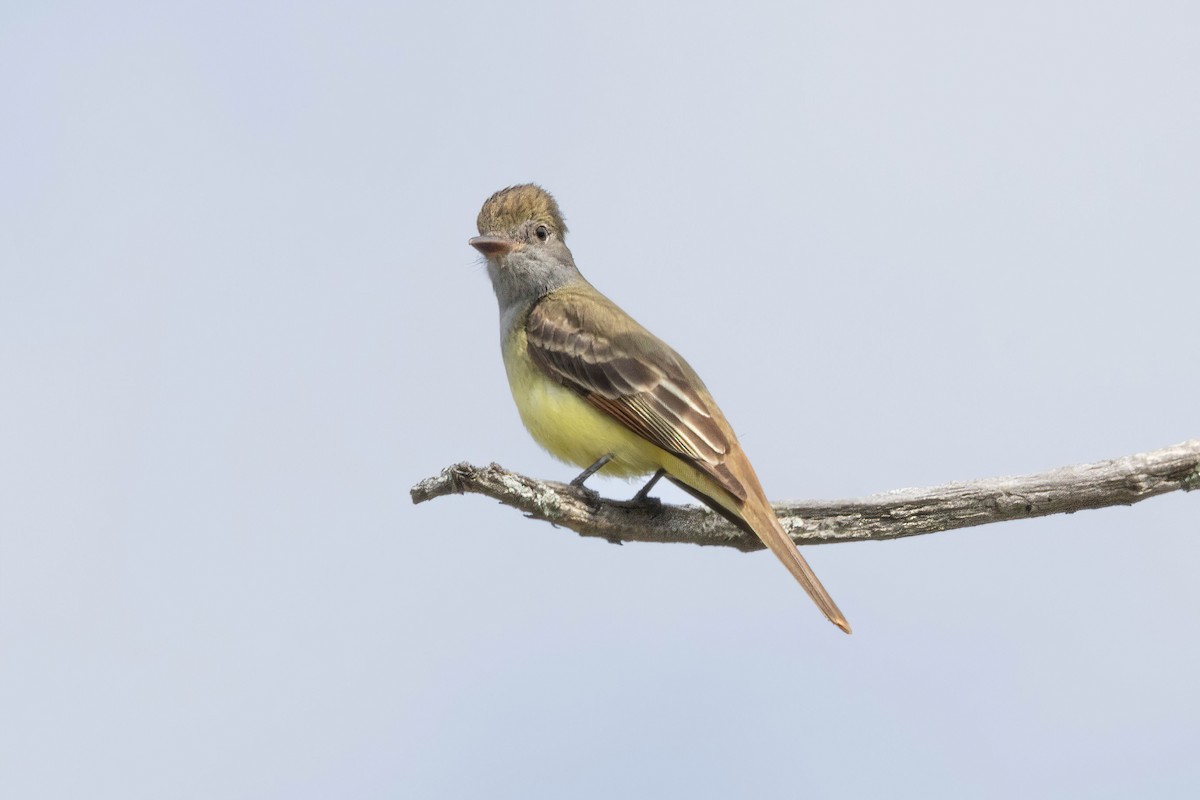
[470, 184, 580, 306]
[470, 183, 568, 257]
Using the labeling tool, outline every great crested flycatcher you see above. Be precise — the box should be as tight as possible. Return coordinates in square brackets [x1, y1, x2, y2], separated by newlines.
[470, 184, 851, 634]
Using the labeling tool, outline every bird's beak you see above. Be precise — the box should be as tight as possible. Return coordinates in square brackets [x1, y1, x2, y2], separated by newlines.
[469, 235, 517, 257]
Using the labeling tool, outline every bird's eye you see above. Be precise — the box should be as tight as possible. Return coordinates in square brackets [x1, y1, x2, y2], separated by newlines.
[535, 225, 549, 242]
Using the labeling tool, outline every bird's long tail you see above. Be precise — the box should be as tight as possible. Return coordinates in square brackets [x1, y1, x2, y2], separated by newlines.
[665, 470, 851, 634]
[738, 498, 852, 634]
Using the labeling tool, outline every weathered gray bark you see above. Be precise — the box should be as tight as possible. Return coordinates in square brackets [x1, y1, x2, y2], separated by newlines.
[410, 439, 1199, 550]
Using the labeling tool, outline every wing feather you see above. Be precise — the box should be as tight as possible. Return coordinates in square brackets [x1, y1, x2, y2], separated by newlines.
[525, 289, 747, 502]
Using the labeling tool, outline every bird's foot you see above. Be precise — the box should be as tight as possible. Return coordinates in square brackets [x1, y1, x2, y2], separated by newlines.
[631, 468, 666, 504]
[607, 469, 666, 517]
[568, 482, 601, 506]
[569, 453, 614, 488]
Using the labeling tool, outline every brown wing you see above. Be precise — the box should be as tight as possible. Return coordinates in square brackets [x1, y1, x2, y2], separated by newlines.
[525, 287, 747, 502]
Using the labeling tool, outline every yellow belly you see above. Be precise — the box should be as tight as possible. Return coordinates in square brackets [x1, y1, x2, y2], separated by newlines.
[502, 326, 666, 479]
[500, 324, 742, 517]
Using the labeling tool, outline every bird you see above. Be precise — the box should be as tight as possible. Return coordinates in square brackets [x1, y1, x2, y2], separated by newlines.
[469, 184, 850, 633]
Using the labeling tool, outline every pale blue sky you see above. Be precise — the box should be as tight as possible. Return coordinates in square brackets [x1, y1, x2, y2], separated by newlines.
[2, 2, 1198, 798]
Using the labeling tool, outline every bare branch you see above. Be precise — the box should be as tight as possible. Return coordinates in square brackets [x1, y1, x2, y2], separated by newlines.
[409, 439, 1200, 549]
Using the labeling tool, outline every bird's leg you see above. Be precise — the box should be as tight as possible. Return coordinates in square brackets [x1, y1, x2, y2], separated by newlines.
[632, 468, 666, 502]
[570, 453, 614, 487]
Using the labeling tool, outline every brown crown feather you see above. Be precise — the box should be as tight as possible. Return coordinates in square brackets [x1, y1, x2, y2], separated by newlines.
[476, 184, 568, 238]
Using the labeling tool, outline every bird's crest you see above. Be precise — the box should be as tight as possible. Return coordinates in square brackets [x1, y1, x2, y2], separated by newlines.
[476, 184, 568, 238]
